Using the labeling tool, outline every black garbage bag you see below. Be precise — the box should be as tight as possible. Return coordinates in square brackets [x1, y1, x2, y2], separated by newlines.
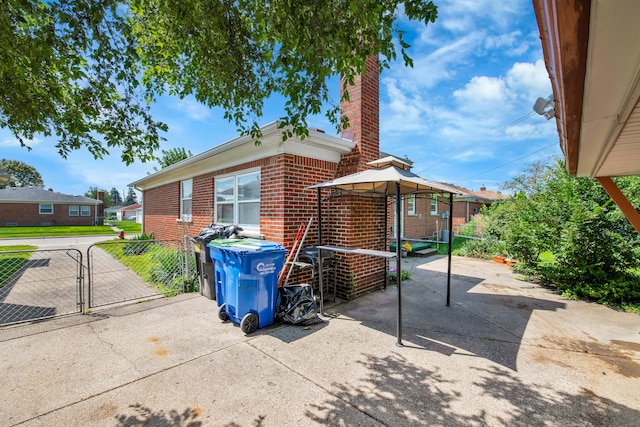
[276, 284, 322, 325]
[196, 224, 243, 243]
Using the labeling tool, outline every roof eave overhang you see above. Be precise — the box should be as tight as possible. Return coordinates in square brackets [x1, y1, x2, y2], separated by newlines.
[130, 122, 355, 191]
[533, 0, 590, 176]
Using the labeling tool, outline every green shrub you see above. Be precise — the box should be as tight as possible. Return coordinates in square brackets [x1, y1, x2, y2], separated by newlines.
[123, 233, 155, 256]
[388, 268, 411, 282]
[457, 237, 505, 259]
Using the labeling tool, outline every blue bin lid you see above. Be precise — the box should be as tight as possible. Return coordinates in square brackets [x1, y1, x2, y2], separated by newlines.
[207, 238, 284, 253]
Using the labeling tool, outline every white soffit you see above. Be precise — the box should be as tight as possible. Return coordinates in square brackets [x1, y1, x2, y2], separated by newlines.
[579, 0, 640, 177]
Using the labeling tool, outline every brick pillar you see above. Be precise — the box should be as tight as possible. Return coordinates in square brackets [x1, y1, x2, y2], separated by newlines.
[327, 56, 386, 299]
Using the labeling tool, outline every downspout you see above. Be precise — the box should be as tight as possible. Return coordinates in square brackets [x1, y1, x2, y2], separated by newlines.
[597, 177, 640, 234]
[447, 192, 454, 307]
[133, 185, 144, 233]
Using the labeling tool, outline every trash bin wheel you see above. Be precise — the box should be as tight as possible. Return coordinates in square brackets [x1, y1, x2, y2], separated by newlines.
[240, 312, 259, 334]
[218, 304, 229, 322]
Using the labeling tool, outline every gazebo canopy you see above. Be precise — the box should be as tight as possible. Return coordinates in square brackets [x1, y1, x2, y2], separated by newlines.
[309, 156, 461, 346]
[309, 156, 462, 197]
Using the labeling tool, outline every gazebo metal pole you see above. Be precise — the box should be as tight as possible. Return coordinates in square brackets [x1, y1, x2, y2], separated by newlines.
[446, 192, 454, 306]
[317, 187, 324, 315]
[317, 188, 322, 245]
[396, 182, 403, 346]
[384, 195, 388, 289]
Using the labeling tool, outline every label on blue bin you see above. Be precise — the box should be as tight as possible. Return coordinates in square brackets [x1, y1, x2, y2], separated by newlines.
[256, 261, 277, 275]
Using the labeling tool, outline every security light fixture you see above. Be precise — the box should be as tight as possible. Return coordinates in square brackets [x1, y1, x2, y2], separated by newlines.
[533, 95, 555, 120]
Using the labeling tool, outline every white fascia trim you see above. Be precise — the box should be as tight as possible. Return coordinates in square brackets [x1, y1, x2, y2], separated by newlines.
[131, 123, 355, 191]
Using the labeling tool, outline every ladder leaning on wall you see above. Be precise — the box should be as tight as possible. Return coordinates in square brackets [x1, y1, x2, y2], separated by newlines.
[277, 216, 313, 287]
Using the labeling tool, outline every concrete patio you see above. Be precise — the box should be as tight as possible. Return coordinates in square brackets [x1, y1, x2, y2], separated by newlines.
[1, 255, 639, 426]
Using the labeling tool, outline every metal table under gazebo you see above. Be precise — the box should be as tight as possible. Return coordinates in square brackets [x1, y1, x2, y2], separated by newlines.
[309, 156, 461, 346]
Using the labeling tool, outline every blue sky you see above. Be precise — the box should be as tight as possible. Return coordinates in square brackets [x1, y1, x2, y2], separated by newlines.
[0, 0, 559, 199]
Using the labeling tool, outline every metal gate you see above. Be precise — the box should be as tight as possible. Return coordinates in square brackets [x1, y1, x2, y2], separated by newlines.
[0, 239, 198, 326]
[86, 239, 197, 309]
[0, 249, 83, 326]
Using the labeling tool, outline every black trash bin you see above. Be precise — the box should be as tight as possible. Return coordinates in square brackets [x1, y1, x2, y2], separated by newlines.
[193, 224, 243, 300]
[198, 240, 216, 300]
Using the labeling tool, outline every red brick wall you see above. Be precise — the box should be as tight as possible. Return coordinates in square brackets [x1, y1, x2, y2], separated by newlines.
[322, 194, 387, 299]
[452, 200, 486, 232]
[143, 181, 182, 240]
[388, 195, 454, 240]
[0, 203, 96, 226]
[142, 154, 337, 247]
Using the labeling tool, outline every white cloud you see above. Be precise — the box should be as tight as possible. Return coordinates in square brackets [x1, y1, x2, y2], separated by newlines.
[505, 59, 552, 102]
[438, 0, 528, 31]
[172, 98, 212, 121]
[453, 76, 509, 111]
[0, 134, 43, 148]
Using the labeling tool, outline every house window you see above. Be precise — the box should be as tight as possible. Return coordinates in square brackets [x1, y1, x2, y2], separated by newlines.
[180, 179, 193, 221]
[39, 204, 53, 214]
[81, 206, 91, 216]
[69, 205, 79, 216]
[215, 170, 260, 227]
[407, 195, 416, 216]
[430, 195, 438, 216]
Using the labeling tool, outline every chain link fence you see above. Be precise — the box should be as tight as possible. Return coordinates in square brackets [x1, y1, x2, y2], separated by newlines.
[0, 239, 198, 326]
[87, 239, 197, 309]
[0, 249, 83, 326]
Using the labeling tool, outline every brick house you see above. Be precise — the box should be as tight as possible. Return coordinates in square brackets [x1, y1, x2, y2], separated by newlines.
[399, 184, 507, 240]
[0, 187, 102, 226]
[131, 56, 389, 299]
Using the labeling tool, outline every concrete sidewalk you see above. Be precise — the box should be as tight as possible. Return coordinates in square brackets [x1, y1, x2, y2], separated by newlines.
[1, 256, 639, 426]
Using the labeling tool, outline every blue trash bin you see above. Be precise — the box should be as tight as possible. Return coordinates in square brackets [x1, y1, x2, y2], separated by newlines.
[208, 239, 286, 334]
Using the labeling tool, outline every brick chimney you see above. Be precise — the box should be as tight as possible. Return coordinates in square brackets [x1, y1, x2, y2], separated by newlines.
[336, 56, 380, 177]
[327, 56, 386, 300]
[97, 190, 105, 223]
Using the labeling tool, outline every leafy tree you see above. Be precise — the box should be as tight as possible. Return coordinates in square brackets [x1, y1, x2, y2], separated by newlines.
[110, 187, 122, 206]
[85, 186, 115, 207]
[0, 159, 44, 189]
[1, 1, 166, 164]
[153, 147, 193, 171]
[2, 0, 437, 162]
[465, 158, 640, 307]
[124, 187, 138, 206]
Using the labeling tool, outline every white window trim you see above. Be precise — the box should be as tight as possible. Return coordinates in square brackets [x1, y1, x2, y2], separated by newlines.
[407, 195, 416, 216]
[69, 205, 79, 216]
[179, 179, 193, 222]
[39, 203, 53, 215]
[215, 168, 260, 231]
[430, 195, 438, 216]
[80, 205, 91, 217]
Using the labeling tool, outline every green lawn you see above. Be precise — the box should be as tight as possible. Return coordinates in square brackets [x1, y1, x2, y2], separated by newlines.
[0, 225, 117, 239]
[110, 220, 142, 233]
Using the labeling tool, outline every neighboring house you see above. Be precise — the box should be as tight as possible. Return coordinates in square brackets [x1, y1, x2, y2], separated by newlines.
[131, 57, 388, 299]
[394, 178, 507, 240]
[117, 204, 142, 222]
[0, 187, 102, 226]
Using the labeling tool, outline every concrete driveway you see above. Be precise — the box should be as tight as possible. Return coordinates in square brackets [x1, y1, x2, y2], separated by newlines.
[0, 255, 638, 426]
